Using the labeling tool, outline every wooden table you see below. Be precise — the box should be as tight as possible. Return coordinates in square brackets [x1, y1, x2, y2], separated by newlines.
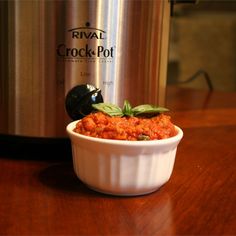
[0, 86, 236, 235]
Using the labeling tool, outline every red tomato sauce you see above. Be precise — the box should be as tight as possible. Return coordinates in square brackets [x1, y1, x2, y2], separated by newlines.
[73, 112, 177, 141]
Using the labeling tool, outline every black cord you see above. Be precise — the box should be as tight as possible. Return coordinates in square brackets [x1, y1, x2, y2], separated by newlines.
[178, 69, 213, 91]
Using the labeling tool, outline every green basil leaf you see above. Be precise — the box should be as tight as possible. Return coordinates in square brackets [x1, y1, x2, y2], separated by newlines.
[92, 103, 123, 116]
[132, 104, 169, 116]
[122, 100, 133, 116]
[92, 101, 169, 117]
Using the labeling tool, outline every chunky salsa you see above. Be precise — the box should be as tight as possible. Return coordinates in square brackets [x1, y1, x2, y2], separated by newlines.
[73, 112, 177, 141]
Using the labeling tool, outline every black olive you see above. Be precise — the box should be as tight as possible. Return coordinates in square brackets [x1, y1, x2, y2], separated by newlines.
[65, 84, 103, 120]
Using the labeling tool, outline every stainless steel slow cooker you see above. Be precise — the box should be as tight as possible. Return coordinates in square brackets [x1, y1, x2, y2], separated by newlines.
[0, 0, 172, 138]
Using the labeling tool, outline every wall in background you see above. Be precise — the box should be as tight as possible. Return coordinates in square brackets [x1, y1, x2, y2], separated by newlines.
[167, 1, 236, 91]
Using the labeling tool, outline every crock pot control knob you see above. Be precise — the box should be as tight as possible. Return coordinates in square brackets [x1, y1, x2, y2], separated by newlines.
[65, 84, 103, 120]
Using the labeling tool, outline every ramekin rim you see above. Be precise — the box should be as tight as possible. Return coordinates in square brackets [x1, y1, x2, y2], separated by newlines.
[66, 120, 183, 146]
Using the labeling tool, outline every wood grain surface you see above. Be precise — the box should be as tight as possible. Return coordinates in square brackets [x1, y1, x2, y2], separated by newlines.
[0, 86, 235, 235]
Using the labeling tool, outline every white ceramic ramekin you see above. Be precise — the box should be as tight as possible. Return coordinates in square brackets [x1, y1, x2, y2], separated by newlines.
[66, 120, 183, 196]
